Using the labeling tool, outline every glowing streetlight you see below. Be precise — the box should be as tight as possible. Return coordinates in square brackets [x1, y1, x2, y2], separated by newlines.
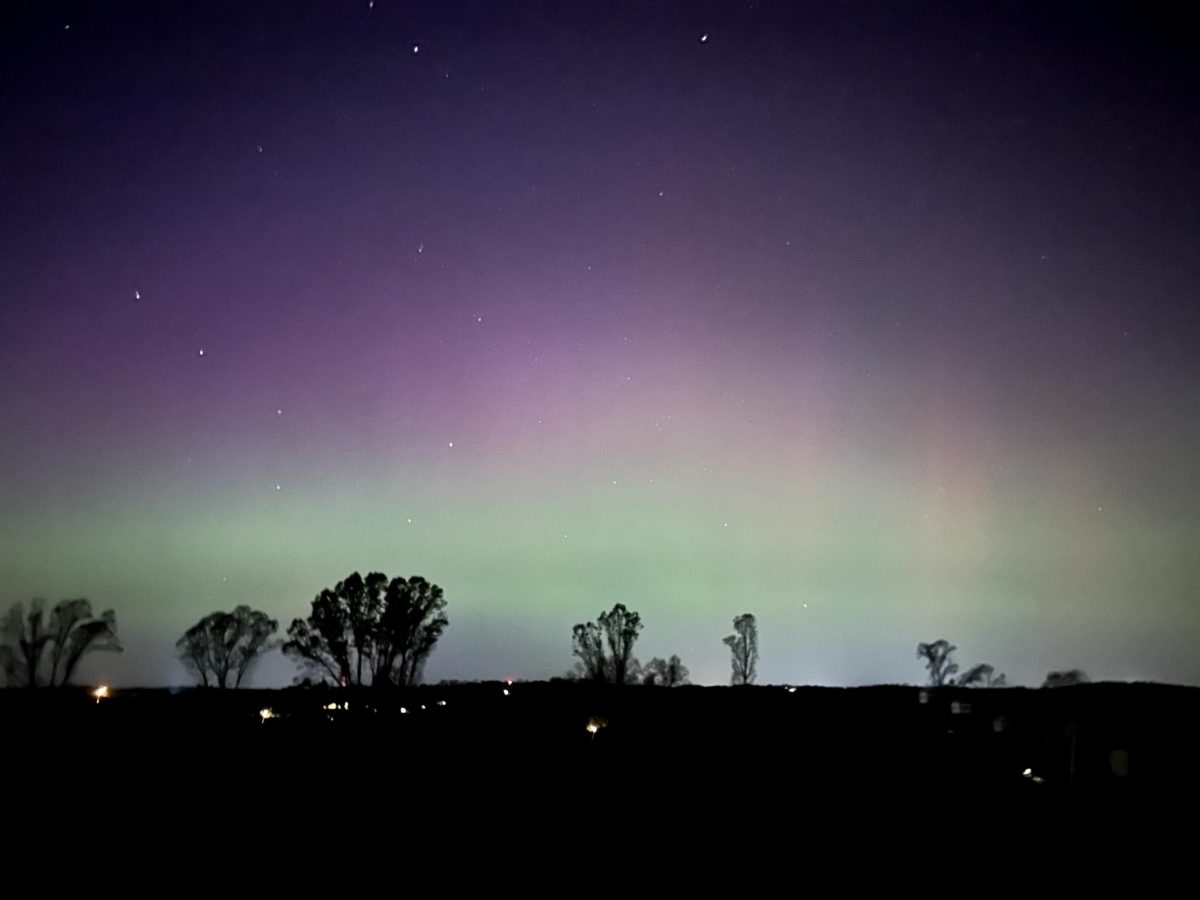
[259, 707, 277, 723]
[586, 716, 607, 739]
[92, 685, 109, 703]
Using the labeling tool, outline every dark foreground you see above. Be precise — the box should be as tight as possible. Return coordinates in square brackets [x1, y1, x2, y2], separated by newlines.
[8, 681, 1198, 804]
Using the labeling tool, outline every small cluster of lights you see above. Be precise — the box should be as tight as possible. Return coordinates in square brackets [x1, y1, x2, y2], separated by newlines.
[259, 707, 278, 722]
[586, 716, 608, 739]
[1022, 768, 1045, 785]
[92, 685, 109, 703]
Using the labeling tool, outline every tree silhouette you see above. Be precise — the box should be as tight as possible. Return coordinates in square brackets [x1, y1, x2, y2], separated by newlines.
[1043, 669, 1089, 687]
[958, 662, 1007, 688]
[916, 639, 958, 687]
[0, 599, 121, 687]
[642, 654, 690, 686]
[283, 571, 448, 687]
[723, 613, 758, 685]
[571, 621, 607, 681]
[176, 606, 279, 688]
[571, 603, 643, 684]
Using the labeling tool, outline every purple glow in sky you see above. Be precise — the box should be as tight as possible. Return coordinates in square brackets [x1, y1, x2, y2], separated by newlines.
[1, 1, 1199, 687]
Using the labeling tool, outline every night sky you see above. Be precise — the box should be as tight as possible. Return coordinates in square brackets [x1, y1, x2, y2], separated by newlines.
[2, 1, 1199, 688]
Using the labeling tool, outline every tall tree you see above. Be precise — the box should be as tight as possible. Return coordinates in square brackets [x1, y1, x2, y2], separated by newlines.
[571, 604, 643, 685]
[916, 639, 959, 687]
[283, 572, 447, 687]
[642, 654, 690, 687]
[571, 621, 607, 682]
[176, 606, 279, 688]
[0, 599, 121, 687]
[723, 613, 758, 685]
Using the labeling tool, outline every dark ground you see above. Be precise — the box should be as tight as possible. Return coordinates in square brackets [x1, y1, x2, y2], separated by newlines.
[8, 681, 1198, 800]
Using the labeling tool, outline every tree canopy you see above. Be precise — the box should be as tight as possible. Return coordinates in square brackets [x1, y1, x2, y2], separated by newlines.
[571, 603, 643, 684]
[283, 572, 448, 687]
[0, 599, 121, 687]
[177, 605, 279, 688]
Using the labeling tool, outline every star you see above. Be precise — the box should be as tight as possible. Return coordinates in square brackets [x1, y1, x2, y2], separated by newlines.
[134, 290, 140, 301]
[275, 484, 281, 491]
[448, 441, 453, 448]
[276, 408, 283, 415]
[256, 145, 263, 154]
[699, 33, 708, 43]
[198, 348, 205, 357]
[412, 44, 420, 54]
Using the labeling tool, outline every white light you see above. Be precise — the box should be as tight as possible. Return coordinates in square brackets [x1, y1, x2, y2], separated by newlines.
[700, 33, 708, 43]
[412, 45, 420, 54]
[503, 689, 510, 696]
[92, 685, 109, 702]
[1022, 768, 1032, 777]
[437, 700, 446, 707]
[134, 290, 140, 300]
[448, 441, 453, 448]
[400, 706, 408, 714]
[198, 348, 205, 357]
[259, 708, 276, 721]
[787, 687, 797, 694]
[420, 704, 426, 710]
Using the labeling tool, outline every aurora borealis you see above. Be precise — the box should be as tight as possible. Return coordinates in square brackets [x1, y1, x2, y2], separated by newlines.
[2, 1, 1199, 687]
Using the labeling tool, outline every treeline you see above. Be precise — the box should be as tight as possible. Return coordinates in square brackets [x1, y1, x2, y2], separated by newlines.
[0, 573, 1087, 689]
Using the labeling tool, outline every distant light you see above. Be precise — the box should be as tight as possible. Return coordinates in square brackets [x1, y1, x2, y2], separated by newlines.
[259, 707, 276, 722]
[506, 678, 513, 686]
[92, 685, 109, 703]
[436, 700, 447, 707]
[324, 702, 339, 710]
[586, 716, 607, 738]
[198, 348, 205, 357]
[134, 290, 140, 301]
[420, 704, 426, 710]
[502, 689, 510, 697]
[400, 706, 408, 714]
[1023, 768, 1032, 777]
[786, 687, 797, 694]
[448, 441, 453, 448]
[412, 44, 420, 54]
[699, 33, 708, 43]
